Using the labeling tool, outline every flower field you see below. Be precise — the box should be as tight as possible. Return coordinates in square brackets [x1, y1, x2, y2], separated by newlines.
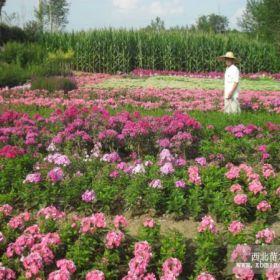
[1, 71, 280, 280]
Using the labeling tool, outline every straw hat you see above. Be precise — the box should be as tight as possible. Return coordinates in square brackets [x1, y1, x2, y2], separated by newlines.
[217, 51, 239, 63]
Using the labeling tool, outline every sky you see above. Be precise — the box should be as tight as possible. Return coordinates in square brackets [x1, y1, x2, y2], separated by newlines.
[3, 0, 247, 31]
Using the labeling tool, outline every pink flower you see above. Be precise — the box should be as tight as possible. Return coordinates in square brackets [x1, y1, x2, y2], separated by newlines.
[0, 266, 16, 279]
[86, 270, 105, 280]
[175, 180, 186, 188]
[262, 164, 275, 178]
[37, 206, 65, 220]
[231, 244, 252, 262]
[0, 204, 13, 216]
[144, 273, 157, 280]
[256, 228, 275, 244]
[22, 252, 43, 277]
[195, 157, 207, 166]
[188, 166, 201, 185]
[256, 201, 271, 212]
[159, 149, 174, 165]
[0, 232, 4, 243]
[23, 173, 42, 184]
[248, 180, 264, 195]
[198, 215, 217, 233]
[143, 218, 155, 228]
[162, 258, 182, 278]
[197, 272, 216, 280]
[105, 231, 124, 249]
[114, 215, 128, 228]
[233, 194, 247, 205]
[110, 170, 119, 178]
[266, 267, 280, 280]
[225, 166, 240, 180]
[45, 153, 71, 166]
[56, 259, 76, 273]
[232, 266, 254, 280]
[48, 167, 63, 183]
[8, 212, 31, 229]
[149, 179, 163, 189]
[101, 152, 121, 163]
[82, 190, 96, 203]
[93, 213, 107, 228]
[230, 184, 242, 193]
[48, 269, 70, 280]
[228, 221, 245, 235]
[276, 187, 280, 198]
[160, 162, 175, 175]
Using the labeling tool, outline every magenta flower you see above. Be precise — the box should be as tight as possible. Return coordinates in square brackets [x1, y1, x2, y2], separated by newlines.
[48, 167, 64, 183]
[81, 190, 96, 203]
[160, 162, 175, 175]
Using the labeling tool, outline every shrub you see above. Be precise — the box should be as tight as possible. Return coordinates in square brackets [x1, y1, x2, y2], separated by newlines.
[0, 23, 27, 46]
[31, 76, 77, 93]
[0, 63, 28, 87]
[0, 42, 46, 67]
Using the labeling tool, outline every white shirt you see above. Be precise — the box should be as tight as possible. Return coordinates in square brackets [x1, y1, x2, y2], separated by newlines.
[224, 64, 240, 99]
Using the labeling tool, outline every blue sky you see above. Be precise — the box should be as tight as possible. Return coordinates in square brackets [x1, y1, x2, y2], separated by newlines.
[4, 0, 247, 30]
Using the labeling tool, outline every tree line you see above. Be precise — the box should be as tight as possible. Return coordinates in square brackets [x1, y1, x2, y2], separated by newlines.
[0, 0, 279, 44]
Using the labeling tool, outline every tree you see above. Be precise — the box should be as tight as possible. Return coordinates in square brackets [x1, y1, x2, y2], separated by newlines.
[238, 0, 280, 42]
[194, 13, 229, 33]
[145, 17, 165, 31]
[34, 0, 70, 32]
[0, 0, 6, 21]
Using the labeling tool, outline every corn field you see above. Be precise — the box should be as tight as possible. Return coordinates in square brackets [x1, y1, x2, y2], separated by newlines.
[39, 29, 280, 73]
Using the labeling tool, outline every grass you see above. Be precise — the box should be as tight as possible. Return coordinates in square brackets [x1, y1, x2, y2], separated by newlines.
[90, 75, 280, 91]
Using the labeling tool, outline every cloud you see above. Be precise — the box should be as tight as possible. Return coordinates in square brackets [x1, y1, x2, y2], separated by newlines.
[112, 0, 141, 12]
[149, 0, 184, 17]
[112, 0, 184, 17]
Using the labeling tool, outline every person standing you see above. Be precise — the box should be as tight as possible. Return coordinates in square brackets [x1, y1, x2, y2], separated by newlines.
[218, 51, 241, 114]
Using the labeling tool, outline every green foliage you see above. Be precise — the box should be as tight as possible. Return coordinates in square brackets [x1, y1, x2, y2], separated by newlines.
[0, 41, 45, 67]
[0, 23, 27, 46]
[31, 76, 77, 93]
[194, 14, 229, 33]
[0, 63, 28, 87]
[159, 230, 186, 263]
[39, 29, 280, 73]
[238, 0, 280, 43]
